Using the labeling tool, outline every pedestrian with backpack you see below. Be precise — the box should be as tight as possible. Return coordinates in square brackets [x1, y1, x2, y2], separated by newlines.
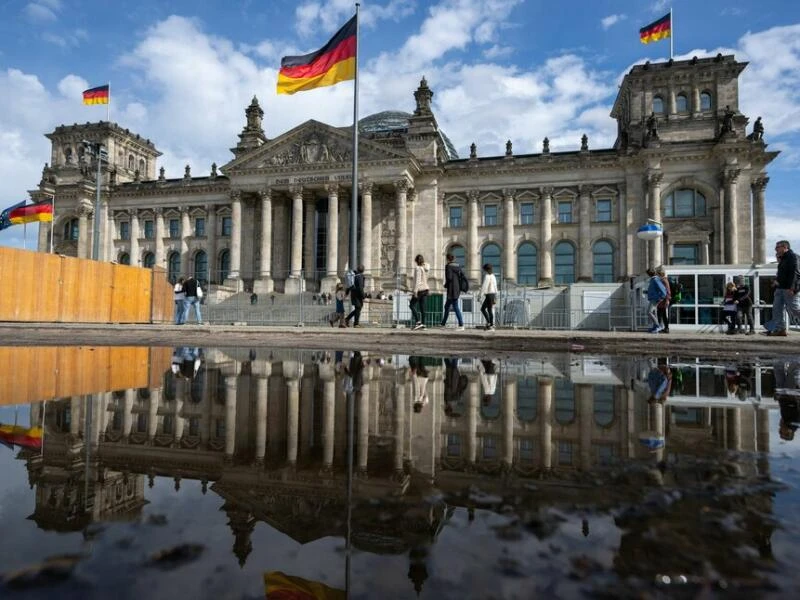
[440, 253, 465, 330]
[344, 265, 366, 328]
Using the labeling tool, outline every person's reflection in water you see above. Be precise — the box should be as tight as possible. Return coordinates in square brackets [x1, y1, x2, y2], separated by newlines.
[443, 357, 467, 417]
[171, 347, 202, 379]
[409, 356, 430, 413]
[647, 359, 672, 404]
[343, 351, 363, 395]
[476, 358, 498, 406]
[773, 357, 800, 441]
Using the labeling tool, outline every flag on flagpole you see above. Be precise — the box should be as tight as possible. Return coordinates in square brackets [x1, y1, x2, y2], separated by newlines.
[9, 200, 53, 226]
[277, 15, 357, 95]
[264, 571, 346, 599]
[639, 13, 671, 44]
[0, 200, 27, 231]
[83, 84, 110, 105]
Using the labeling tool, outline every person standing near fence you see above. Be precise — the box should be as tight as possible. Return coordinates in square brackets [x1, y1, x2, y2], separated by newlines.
[764, 240, 800, 337]
[345, 265, 365, 328]
[182, 275, 203, 325]
[410, 254, 430, 330]
[440, 253, 465, 330]
[173, 277, 186, 325]
[479, 263, 498, 331]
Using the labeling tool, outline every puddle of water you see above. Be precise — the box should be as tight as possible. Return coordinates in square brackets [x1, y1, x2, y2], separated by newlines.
[0, 347, 798, 598]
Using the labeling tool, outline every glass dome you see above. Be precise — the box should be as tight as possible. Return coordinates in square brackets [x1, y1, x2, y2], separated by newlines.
[358, 111, 459, 160]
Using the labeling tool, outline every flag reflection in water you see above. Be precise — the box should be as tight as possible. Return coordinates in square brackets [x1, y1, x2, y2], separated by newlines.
[265, 571, 345, 599]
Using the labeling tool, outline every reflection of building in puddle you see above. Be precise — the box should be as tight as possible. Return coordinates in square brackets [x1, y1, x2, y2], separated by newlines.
[18, 349, 776, 569]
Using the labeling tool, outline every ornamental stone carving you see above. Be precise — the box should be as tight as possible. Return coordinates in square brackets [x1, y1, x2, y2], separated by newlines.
[268, 134, 351, 166]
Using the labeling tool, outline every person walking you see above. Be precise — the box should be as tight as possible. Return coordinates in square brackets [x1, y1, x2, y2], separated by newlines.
[479, 263, 498, 330]
[655, 266, 671, 333]
[330, 282, 347, 328]
[440, 253, 465, 330]
[646, 268, 667, 333]
[182, 275, 203, 325]
[734, 275, 755, 334]
[344, 265, 366, 328]
[763, 240, 800, 337]
[173, 277, 186, 325]
[409, 254, 430, 330]
[721, 281, 738, 334]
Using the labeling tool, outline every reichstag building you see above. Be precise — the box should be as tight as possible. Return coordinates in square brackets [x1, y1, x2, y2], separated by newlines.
[33, 54, 776, 295]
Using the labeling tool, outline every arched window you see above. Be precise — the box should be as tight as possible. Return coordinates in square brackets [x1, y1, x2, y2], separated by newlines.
[554, 379, 575, 424]
[517, 242, 538, 285]
[517, 378, 537, 422]
[653, 96, 664, 114]
[168, 252, 181, 283]
[128, 155, 135, 170]
[143, 252, 155, 269]
[676, 93, 689, 113]
[664, 188, 706, 218]
[449, 244, 465, 267]
[700, 92, 712, 111]
[219, 249, 231, 282]
[64, 147, 73, 165]
[480, 243, 502, 279]
[594, 385, 615, 426]
[592, 240, 615, 283]
[554, 241, 575, 285]
[138, 159, 146, 175]
[194, 250, 208, 284]
[118, 252, 130, 265]
[63, 218, 79, 241]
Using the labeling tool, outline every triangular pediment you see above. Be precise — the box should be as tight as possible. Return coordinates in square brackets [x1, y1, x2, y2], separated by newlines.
[224, 120, 409, 172]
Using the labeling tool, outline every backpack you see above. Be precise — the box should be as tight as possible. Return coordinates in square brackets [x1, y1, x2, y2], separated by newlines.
[344, 270, 355, 292]
[669, 277, 683, 303]
[458, 268, 469, 293]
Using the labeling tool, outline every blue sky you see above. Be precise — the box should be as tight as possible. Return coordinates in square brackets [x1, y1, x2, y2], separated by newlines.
[1, 0, 799, 256]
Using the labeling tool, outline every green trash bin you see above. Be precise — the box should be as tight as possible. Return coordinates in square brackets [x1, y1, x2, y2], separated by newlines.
[423, 293, 443, 328]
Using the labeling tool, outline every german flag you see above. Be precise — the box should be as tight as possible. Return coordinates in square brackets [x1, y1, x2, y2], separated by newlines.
[639, 13, 671, 44]
[265, 571, 345, 599]
[9, 200, 53, 225]
[277, 16, 357, 95]
[83, 84, 110, 105]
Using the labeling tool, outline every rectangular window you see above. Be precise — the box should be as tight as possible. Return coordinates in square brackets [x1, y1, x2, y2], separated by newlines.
[482, 436, 498, 459]
[169, 219, 180, 238]
[520, 202, 534, 225]
[483, 205, 498, 226]
[449, 206, 462, 228]
[120, 221, 130, 240]
[557, 201, 572, 224]
[672, 243, 699, 265]
[143, 220, 154, 239]
[520, 438, 534, 462]
[446, 433, 461, 457]
[221, 216, 233, 237]
[595, 199, 612, 222]
[194, 217, 206, 237]
[558, 441, 574, 465]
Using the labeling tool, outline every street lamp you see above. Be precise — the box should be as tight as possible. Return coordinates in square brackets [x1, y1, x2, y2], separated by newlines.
[82, 141, 106, 261]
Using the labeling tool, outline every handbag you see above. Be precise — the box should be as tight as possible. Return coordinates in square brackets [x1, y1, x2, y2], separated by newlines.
[197, 286, 204, 299]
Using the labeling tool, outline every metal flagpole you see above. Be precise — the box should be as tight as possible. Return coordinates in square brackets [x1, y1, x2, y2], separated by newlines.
[23, 222, 27, 250]
[49, 195, 55, 253]
[670, 7, 674, 59]
[348, 4, 361, 271]
[107, 81, 110, 122]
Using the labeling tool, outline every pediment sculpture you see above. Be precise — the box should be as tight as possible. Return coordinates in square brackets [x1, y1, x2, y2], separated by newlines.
[268, 134, 352, 166]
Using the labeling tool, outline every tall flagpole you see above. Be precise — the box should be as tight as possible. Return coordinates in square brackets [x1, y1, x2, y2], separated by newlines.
[348, 4, 361, 271]
[49, 195, 55, 253]
[107, 81, 111, 122]
[670, 7, 674, 59]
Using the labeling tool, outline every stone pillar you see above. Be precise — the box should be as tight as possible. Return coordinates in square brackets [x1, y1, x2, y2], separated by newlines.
[539, 377, 553, 469]
[751, 177, 768, 264]
[618, 184, 630, 278]
[105, 203, 115, 261]
[650, 401, 665, 463]
[70, 396, 82, 437]
[723, 169, 741, 264]
[467, 189, 479, 281]
[180, 207, 191, 275]
[148, 387, 159, 442]
[324, 184, 339, 292]
[668, 84, 676, 115]
[395, 179, 409, 281]
[99, 198, 110, 261]
[155, 208, 165, 269]
[286, 186, 304, 294]
[224, 375, 237, 458]
[503, 188, 515, 281]
[173, 394, 184, 444]
[37, 220, 51, 253]
[539, 187, 553, 284]
[123, 389, 135, 440]
[321, 365, 336, 469]
[255, 189, 274, 293]
[466, 378, 480, 464]
[130, 209, 140, 266]
[578, 185, 592, 281]
[692, 84, 701, 117]
[503, 380, 516, 468]
[229, 190, 242, 281]
[358, 366, 371, 474]
[394, 376, 406, 476]
[577, 384, 593, 470]
[77, 204, 90, 259]
[361, 181, 374, 286]
[647, 172, 663, 267]
[254, 362, 271, 464]
[284, 361, 302, 465]
[303, 196, 316, 284]
[206, 205, 217, 283]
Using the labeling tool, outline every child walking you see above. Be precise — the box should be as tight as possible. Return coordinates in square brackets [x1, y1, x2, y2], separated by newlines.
[330, 283, 347, 328]
[479, 263, 498, 330]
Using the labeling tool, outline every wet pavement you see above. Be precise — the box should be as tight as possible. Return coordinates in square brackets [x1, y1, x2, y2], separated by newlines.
[1, 343, 799, 598]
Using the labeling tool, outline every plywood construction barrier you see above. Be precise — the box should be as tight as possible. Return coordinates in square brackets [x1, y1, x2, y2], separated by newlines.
[0, 246, 173, 323]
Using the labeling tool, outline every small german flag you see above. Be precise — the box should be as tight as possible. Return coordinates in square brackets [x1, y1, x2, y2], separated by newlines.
[639, 13, 671, 45]
[277, 15, 357, 95]
[83, 84, 110, 105]
[9, 200, 53, 225]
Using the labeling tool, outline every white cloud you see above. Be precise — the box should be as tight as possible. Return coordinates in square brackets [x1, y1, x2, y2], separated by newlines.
[24, 2, 58, 22]
[601, 14, 626, 30]
[650, 0, 670, 14]
[483, 44, 514, 60]
[294, 0, 416, 38]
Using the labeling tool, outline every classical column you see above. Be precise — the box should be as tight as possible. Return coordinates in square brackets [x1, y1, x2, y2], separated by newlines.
[320, 362, 336, 469]
[539, 377, 553, 469]
[70, 396, 82, 437]
[254, 362, 271, 465]
[358, 365, 371, 474]
[98, 198, 110, 261]
[577, 384, 593, 471]
[503, 380, 516, 469]
[467, 189, 479, 281]
[617, 184, 630, 278]
[77, 204, 90, 259]
[751, 177, 768, 264]
[651, 401, 665, 462]
[692, 83, 701, 117]
[148, 387, 159, 443]
[104, 202, 114, 261]
[255, 189, 273, 293]
[578, 185, 593, 281]
[284, 361, 302, 465]
[466, 378, 479, 464]
[155, 208, 165, 269]
[502, 188, 515, 281]
[723, 169, 741, 264]
[728, 407, 742, 451]
[324, 184, 339, 290]
[303, 196, 316, 283]
[229, 190, 242, 281]
[37, 220, 51, 253]
[206, 205, 217, 283]
[395, 179, 409, 280]
[646, 172, 663, 267]
[224, 374, 238, 458]
[394, 376, 406, 476]
[130, 209, 140, 266]
[539, 187, 553, 284]
[180, 207, 191, 275]
[173, 394, 184, 444]
[361, 181, 374, 282]
[286, 186, 304, 294]
[123, 389, 135, 441]
[668, 85, 676, 115]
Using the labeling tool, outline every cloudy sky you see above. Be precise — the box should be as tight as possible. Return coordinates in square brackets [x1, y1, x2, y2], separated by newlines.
[0, 0, 798, 256]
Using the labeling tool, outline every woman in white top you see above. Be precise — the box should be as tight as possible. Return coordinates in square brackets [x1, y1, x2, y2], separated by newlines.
[479, 263, 498, 330]
[410, 254, 430, 330]
[173, 277, 186, 325]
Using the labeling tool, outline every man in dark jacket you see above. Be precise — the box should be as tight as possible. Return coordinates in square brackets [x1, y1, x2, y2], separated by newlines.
[345, 265, 365, 327]
[440, 254, 465, 329]
[766, 240, 800, 336]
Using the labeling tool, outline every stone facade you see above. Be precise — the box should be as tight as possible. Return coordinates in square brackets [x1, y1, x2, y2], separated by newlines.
[34, 55, 777, 294]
